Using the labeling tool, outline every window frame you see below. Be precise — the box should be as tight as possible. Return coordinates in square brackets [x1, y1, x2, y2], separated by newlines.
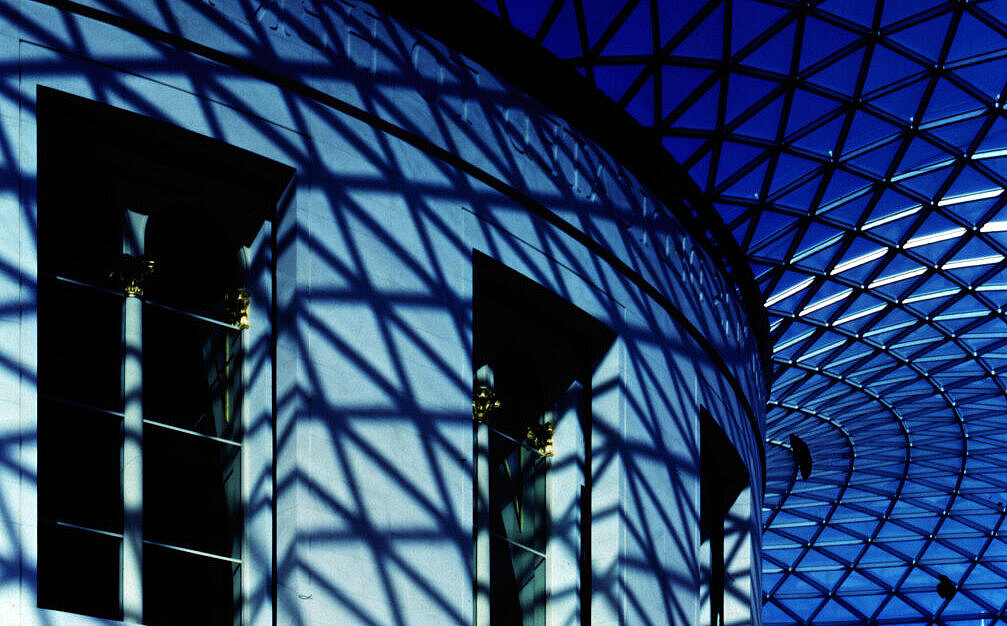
[32, 86, 292, 626]
[471, 252, 614, 626]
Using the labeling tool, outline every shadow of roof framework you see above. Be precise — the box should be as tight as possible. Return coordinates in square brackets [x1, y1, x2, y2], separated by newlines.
[454, 0, 1007, 624]
[7, 1, 759, 624]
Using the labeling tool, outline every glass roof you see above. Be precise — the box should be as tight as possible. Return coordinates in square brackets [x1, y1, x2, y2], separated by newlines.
[464, 0, 1007, 623]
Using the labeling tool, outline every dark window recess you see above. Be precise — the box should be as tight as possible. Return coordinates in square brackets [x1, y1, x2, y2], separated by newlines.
[36, 87, 292, 624]
[144, 544, 239, 626]
[37, 524, 122, 620]
[700, 410, 749, 626]
[473, 252, 614, 626]
[37, 400, 123, 533]
[38, 278, 123, 413]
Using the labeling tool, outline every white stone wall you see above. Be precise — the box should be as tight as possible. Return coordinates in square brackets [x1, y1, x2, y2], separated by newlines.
[0, 1, 765, 624]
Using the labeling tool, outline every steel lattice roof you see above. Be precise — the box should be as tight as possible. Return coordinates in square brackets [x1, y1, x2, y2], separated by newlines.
[456, 0, 1007, 623]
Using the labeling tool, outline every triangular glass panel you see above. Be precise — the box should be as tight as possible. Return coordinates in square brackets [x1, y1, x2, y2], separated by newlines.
[715, 141, 765, 186]
[731, 0, 788, 55]
[868, 78, 928, 124]
[979, 0, 1007, 24]
[889, 322, 944, 351]
[762, 600, 799, 624]
[904, 213, 967, 256]
[832, 295, 888, 334]
[734, 95, 785, 142]
[672, 81, 720, 128]
[977, 203, 1007, 250]
[926, 114, 987, 151]
[821, 189, 874, 229]
[670, 2, 723, 58]
[762, 570, 785, 592]
[656, 1, 703, 50]
[973, 114, 1007, 154]
[831, 248, 891, 287]
[660, 65, 713, 117]
[940, 233, 999, 264]
[850, 592, 890, 619]
[818, 169, 873, 212]
[949, 11, 1005, 63]
[726, 74, 781, 125]
[880, 0, 944, 27]
[541, 1, 582, 58]
[792, 115, 845, 156]
[943, 591, 995, 618]
[806, 569, 849, 595]
[946, 256, 1002, 288]
[743, 20, 796, 74]
[594, 64, 646, 102]
[817, 1, 873, 27]
[953, 59, 1007, 101]
[859, 542, 900, 568]
[863, 45, 924, 94]
[797, 327, 850, 359]
[506, 0, 553, 37]
[898, 135, 949, 175]
[722, 159, 770, 199]
[776, 175, 822, 211]
[940, 163, 1000, 202]
[780, 572, 826, 599]
[625, 72, 655, 124]
[689, 150, 712, 189]
[937, 290, 988, 318]
[866, 196, 924, 244]
[765, 269, 818, 308]
[838, 569, 884, 594]
[773, 320, 817, 357]
[582, 0, 626, 48]
[800, 16, 860, 71]
[977, 155, 1007, 183]
[786, 90, 843, 137]
[847, 109, 901, 151]
[795, 221, 845, 262]
[795, 239, 846, 277]
[897, 165, 952, 200]
[473, 0, 500, 16]
[770, 153, 823, 196]
[847, 137, 902, 178]
[888, 12, 953, 61]
[716, 198, 749, 228]
[600, 0, 652, 56]
[662, 134, 706, 166]
[806, 48, 865, 97]
[924, 77, 986, 124]
[753, 206, 805, 252]
[815, 598, 865, 622]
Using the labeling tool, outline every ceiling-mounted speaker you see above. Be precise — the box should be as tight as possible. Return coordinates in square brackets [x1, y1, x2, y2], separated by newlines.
[789, 434, 812, 480]
[936, 574, 956, 600]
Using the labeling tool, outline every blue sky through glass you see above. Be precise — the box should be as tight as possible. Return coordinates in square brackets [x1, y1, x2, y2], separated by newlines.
[468, 1, 1007, 623]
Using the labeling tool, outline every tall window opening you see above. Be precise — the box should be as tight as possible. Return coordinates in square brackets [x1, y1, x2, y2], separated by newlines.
[36, 88, 292, 625]
[699, 409, 750, 626]
[472, 252, 614, 626]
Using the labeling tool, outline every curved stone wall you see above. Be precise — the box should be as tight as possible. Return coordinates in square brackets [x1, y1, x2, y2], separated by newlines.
[0, 1, 766, 624]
